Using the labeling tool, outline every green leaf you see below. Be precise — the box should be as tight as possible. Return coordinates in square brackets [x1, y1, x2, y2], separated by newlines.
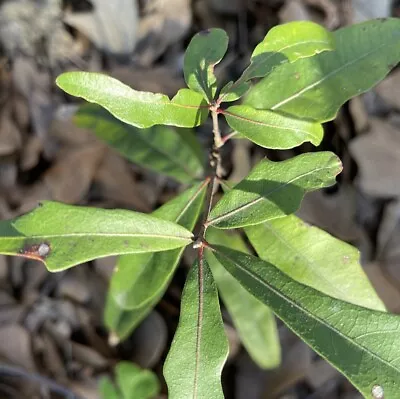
[116, 362, 160, 399]
[207, 152, 342, 229]
[76, 104, 204, 183]
[56, 72, 209, 128]
[99, 377, 121, 399]
[0, 201, 193, 272]
[245, 215, 385, 311]
[164, 258, 228, 399]
[205, 227, 281, 369]
[104, 182, 207, 339]
[222, 105, 323, 149]
[219, 21, 335, 102]
[184, 29, 229, 102]
[212, 245, 400, 398]
[110, 182, 207, 309]
[246, 18, 400, 122]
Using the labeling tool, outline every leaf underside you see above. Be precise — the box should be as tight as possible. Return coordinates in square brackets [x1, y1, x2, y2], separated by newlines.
[206, 227, 281, 369]
[245, 215, 385, 311]
[76, 104, 204, 183]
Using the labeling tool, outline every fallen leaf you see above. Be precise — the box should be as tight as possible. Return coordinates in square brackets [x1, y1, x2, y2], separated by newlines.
[297, 184, 362, 242]
[0, 105, 21, 156]
[94, 149, 151, 212]
[0, 325, 36, 371]
[64, 0, 138, 55]
[134, 0, 192, 65]
[349, 118, 400, 197]
[376, 69, 400, 111]
[43, 142, 106, 203]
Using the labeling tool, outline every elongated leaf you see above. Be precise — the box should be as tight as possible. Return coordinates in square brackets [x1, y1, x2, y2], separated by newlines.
[164, 258, 228, 399]
[184, 29, 229, 102]
[245, 215, 385, 311]
[105, 182, 207, 339]
[76, 104, 204, 183]
[220, 21, 335, 102]
[223, 105, 323, 149]
[207, 152, 342, 229]
[212, 245, 400, 398]
[116, 362, 160, 399]
[0, 201, 192, 271]
[206, 227, 281, 369]
[110, 182, 207, 309]
[56, 72, 209, 128]
[246, 18, 400, 122]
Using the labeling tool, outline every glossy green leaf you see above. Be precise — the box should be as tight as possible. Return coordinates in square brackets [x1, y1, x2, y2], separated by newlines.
[245, 215, 385, 311]
[205, 227, 281, 369]
[212, 245, 400, 398]
[75, 104, 204, 183]
[184, 28, 229, 102]
[219, 21, 335, 102]
[56, 72, 209, 128]
[223, 105, 323, 149]
[99, 377, 121, 399]
[246, 18, 400, 122]
[104, 182, 207, 339]
[116, 362, 160, 399]
[164, 258, 228, 399]
[0, 201, 193, 272]
[207, 152, 342, 229]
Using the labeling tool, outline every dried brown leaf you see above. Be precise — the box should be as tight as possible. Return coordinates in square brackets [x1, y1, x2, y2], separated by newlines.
[349, 118, 400, 197]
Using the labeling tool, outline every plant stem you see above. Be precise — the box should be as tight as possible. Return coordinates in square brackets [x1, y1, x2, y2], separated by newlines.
[193, 108, 222, 248]
[211, 106, 223, 149]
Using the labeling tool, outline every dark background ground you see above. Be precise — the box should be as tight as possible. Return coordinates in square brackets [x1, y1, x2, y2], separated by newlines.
[0, 0, 399, 398]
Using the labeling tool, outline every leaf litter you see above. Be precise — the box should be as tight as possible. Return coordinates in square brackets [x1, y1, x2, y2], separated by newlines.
[0, 0, 399, 397]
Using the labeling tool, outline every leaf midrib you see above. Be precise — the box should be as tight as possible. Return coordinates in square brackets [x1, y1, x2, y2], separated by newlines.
[215, 248, 400, 379]
[250, 38, 331, 69]
[207, 162, 337, 226]
[270, 41, 388, 111]
[2, 232, 192, 240]
[224, 109, 319, 141]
